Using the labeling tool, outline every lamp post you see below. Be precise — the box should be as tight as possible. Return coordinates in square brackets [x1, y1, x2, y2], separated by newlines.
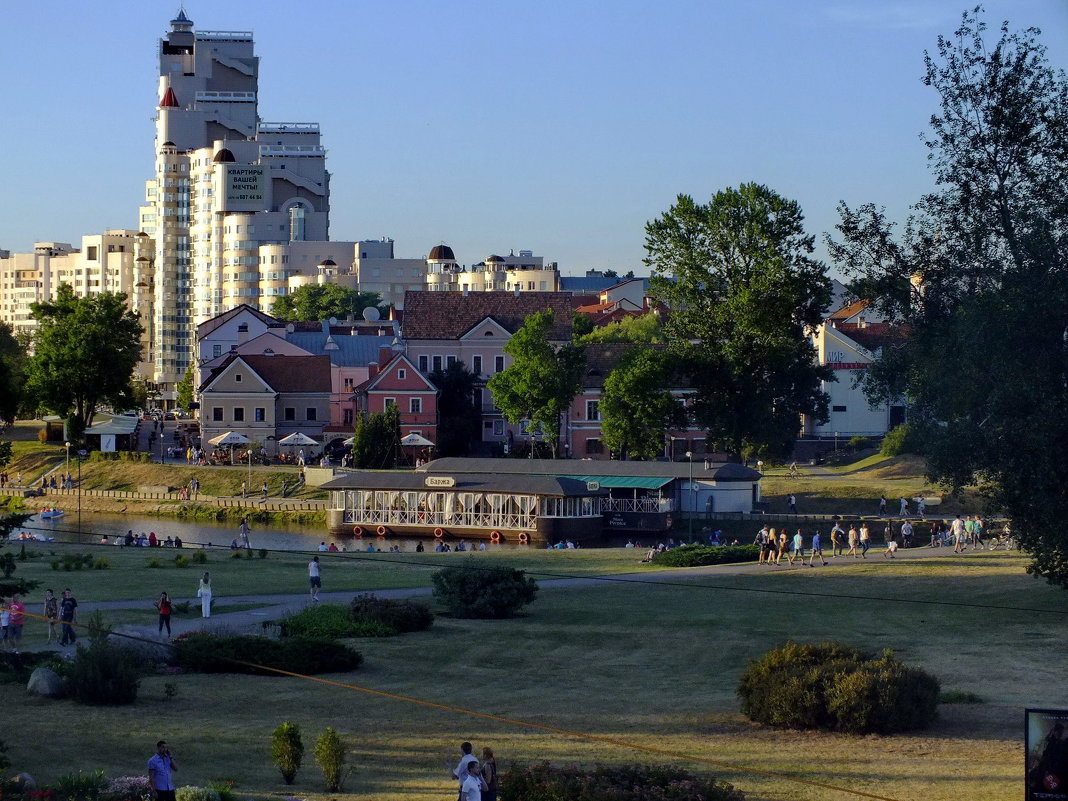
[64, 441, 70, 479]
[685, 450, 694, 541]
[76, 449, 86, 536]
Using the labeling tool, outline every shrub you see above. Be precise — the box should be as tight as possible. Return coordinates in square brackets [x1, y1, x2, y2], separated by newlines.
[230, 551, 244, 559]
[271, 721, 304, 785]
[92, 557, 110, 570]
[652, 545, 760, 567]
[939, 689, 983, 704]
[313, 727, 347, 792]
[737, 641, 940, 734]
[37, 427, 48, 443]
[175, 788, 220, 801]
[146, 558, 163, 568]
[100, 775, 151, 801]
[880, 424, 916, 457]
[258, 548, 268, 559]
[350, 593, 435, 633]
[207, 779, 237, 801]
[432, 561, 538, 618]
[191, 550, 208, 564]
[849, 435, 869, 451]
[175, 555, 190, 568]
[55, 769, 106, 801]
[65, 639, 141, 705]
[173, 633, 362, 676]
[500, 762, 744, 801]
[281, 604, 362, 639]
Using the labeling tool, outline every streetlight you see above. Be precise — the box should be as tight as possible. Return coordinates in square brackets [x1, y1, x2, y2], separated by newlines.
[685, 450, 694, 541]
[76, 449, 86, 535]
[64, 441, 70, 480]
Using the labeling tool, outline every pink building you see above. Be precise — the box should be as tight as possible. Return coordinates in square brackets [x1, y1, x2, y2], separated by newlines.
[355, 352, 439, 444]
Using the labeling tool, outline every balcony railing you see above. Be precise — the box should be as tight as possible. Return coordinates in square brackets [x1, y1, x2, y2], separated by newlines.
[602, 498, 675, 514]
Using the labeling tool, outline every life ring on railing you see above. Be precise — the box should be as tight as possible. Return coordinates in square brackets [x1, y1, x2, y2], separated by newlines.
[517, 532, 529, 544]
[376, 525, 388, 537]
[433, 527, 445, 538]
[490, 531, 501, 543]
[353, 526, 363, 538]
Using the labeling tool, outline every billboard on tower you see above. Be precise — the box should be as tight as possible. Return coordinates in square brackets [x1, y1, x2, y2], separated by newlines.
[217, 165, 268, 211]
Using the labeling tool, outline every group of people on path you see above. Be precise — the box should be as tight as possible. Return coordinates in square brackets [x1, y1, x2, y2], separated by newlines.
[0, 588, 78, 650]
[449, 741, 499, 801]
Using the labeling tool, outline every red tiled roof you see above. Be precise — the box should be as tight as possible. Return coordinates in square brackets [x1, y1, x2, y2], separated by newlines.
[200, 354, 332, 393]
[827, 298, 871, 321]
[401, 291, 577, 340]
[834, 322, 905, 353]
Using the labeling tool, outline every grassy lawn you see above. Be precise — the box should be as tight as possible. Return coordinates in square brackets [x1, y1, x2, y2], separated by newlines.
[1, 550, 1064, 800]
[2, 421, 65, 484]
[0, 540, 663, 602]
[76, 461, 314, 498]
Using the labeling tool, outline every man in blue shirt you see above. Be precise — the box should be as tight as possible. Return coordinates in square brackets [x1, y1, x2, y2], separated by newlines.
[148, 740, 177, 801]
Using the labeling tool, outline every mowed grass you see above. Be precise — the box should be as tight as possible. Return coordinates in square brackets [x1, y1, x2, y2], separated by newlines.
[2, 540, 663, 602]
[1, 549, 1065, 801]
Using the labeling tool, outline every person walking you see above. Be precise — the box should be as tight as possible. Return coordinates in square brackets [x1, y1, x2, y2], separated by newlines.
[754, 526, 770, 565]
[148, 739, 178, 801]
[788, 529, 807, 567]
[788, 493, 798, 514]
[974, 516, 986, 549]
[448, 741, 478, 801]
[847, 524, 859, 558]
[898, 496, 908, 516]
[43, 588, 59, 643]
[480, 747, 499, 801]
[859, 523, 871, 558]
[156, 592, 173, 637]
[58, 588, 78, 646]
[197, 572, 212, 618]
[7, 594, 25, 653]
[830, 521, 844, 557]
[308, 556, 322, 602]
[879, 495, 887, 515]
[238, 517, 251, 549]
[810, 530, 828, 566]
[261, 481, 269, 502]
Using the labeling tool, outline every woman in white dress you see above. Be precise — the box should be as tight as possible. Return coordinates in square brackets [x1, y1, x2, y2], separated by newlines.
[197, 571, 212, 617]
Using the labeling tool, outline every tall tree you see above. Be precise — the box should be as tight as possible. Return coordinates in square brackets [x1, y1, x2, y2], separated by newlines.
[351, 404, 401, 469]
[272, 284, 383, 322]
[0, 322, 27, 424]
[600, 348, 686, 460]
[175, 367, 195, 411]
[487, 310, 586, 458]
[26, 286, 144, 442]
[646, 184, 833, 457]
[429, 361, 481, 457]
[828, 10, 1068, 586]
[580, 312, 667, 344]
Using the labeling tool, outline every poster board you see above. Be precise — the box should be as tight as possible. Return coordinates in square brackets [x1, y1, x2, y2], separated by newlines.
[1026, 708, 1068, 800]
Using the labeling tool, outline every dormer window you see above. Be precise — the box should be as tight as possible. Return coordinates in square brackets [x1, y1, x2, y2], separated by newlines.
[235, 373, 242, 382]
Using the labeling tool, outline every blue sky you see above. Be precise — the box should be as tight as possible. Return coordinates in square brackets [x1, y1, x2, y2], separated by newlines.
[2, 1, 1066, 276]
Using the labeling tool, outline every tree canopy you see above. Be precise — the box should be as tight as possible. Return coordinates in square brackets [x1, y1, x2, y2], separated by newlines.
[26, 286, 144, 442]
[429, 361, 481, 457]
[351, 404, 401, 469]
[599, 348, 686, 460]
[0, 322, 27, 424]
[272, 284, 383, 322]
[827, 10, 1068, 586]
[646, 184, 833, 457]
[580, 312, 666, 344]
[486, 310, 586, 457]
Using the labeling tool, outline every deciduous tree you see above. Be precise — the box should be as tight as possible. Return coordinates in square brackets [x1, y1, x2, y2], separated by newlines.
[26, 286, 144, 442]
[350, 404, 400, 469]
[272, 284, 383, 322]
[0, 322, 27, 423]
[487, 310, 585, 458]
[646, 184, 832, 457]
[600, 348, 686, 460]
[827, 10, 1068, 586]
[429, 361, 481, 457]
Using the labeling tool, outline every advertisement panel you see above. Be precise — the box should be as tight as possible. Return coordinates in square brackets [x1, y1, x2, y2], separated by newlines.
[219, 165, 267, 211]
[1027, 708, 1068, 800]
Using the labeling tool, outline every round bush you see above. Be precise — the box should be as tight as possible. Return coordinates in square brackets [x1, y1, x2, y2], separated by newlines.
[737, 641, 940, 734]
[65, 641, 141, 705]
[349, 593, 434, 633]
[432, 561, 538, 619]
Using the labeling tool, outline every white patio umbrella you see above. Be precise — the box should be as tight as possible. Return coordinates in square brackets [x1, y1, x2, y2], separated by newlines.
[400, 433, 434, 447]
[207, 431, 250, 463]
[342, 436, 355, 447]
[277, 432, 319, 447]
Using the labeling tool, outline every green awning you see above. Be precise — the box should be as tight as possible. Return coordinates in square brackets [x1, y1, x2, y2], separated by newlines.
[566, 475, 674, 490]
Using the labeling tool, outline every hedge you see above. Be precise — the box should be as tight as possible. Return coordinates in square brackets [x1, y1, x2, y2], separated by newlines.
[172, 633, 362, 675]
[651, 544, 760, 567]
[500, 762, 744, 801]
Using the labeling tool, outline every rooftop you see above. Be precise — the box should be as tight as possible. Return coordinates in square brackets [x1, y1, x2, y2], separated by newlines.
[400, 291, 577, 340]
[419, 457, 760, 482]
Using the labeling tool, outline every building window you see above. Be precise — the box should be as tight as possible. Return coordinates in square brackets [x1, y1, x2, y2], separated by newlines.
[409, 398, 422, 414]
[446, 355, 457, 367]
[398, 369, 406, 380]
[212, 407, 223, 422]
[418, 355, 428, 372]
[306, 407, 317, 421]
[495, 355, 505, 373]
[284, 407, 295, 421]
[343, 377, 354, 389]
[343, 408, 353, 425]
[832, 405, 847, 413]
[432, 356, 443, 372]
[384, 397, 396, 408]
[493, 420, 505, 436]
[255, 407, 265, 422]
[233, 407, 244, 422]
[586, 438, 603, 455]
[472, 355, 482, 375]
[212, 344, 222, 358]
[586, 400, 600, 421]
[235, 373, 242, 383]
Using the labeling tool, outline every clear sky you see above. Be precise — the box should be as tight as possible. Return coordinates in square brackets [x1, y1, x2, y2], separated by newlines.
[2, 1, 1066, 276]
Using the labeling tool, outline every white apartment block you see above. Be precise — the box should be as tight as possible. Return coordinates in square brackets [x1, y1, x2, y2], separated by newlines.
[426, 246, 560, 293]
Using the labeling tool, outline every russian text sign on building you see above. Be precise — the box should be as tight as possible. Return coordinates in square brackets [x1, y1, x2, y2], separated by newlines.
[424, 476, 455, 488]
[1026, 708, 1068, 800]
[219, 165, 268, 211]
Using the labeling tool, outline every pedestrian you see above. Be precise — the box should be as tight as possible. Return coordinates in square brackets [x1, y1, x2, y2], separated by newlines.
[43, 588, 59, 643]
[974, 516, 986, 549]
[847, 524, 859, 558]
[197, 572, 212, 618]
[879, 495, 887, 515]
[309, 555, 322, 602]
[7, 594, 24, 652]
[754, 526, 770, 564]
[900, 519, 914, 549]
[884, 533, 899, 558]
[239, 517, 251, 549]
[859, 523, 871, 558]
[461, 760, 487, 801]
[148, 739, 178, 801]
[788, 529, 807, 566]
[480, 747, 499, 801]
[788, 493, 798, 514]
[448, 742, 478, 801]
[830, 521, 844, 557]
[951, 515, 966, 553]
[240, 480, 247, 499]
[262, 481, 269, 502]
[0, 598, 9, 651]
[156, 592, 173, 637]
[775, 528, 788, 565]
[810, 530, 828, 566]
[898, 496, 908, 516]
[59, 588, 78, 646]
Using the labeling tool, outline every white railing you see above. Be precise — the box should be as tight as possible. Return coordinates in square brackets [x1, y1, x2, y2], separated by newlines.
[343, 508, 537, 531]
[259, 146, 326, 157]
[197, 31, 253, 41]
[602, 498, 674, 513]
[259, 122, 320, 132]
[196, 91, 256, 103]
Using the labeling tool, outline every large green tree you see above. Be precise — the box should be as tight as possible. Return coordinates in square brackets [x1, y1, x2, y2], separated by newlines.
[26, 285, 144, 442]
[646, 184, 833, 457]
[0, 322, 27, 423]
[429, 361, 481, 457]
[272, 284, 383, 322]
[175, 367, 195, 411]
[827, 10, 1068, 586]
[487, 310, 586, 458]
[351, 404, 401, 469]
[600, 348, 686, 460]
[580, 312, 667, 344]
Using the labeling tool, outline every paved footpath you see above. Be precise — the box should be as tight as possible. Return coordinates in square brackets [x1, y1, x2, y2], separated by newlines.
[19, 544, 993, 651]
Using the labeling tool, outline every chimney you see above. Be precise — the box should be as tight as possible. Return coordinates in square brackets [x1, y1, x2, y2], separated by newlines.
[237, 323, 248, 344]
[368, 361, 379, 377]
[379, 346, 393, 367]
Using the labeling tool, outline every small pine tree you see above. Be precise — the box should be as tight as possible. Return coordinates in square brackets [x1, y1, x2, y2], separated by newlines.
[313, 727, 347, 792]
[271, 721, 304, 785]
